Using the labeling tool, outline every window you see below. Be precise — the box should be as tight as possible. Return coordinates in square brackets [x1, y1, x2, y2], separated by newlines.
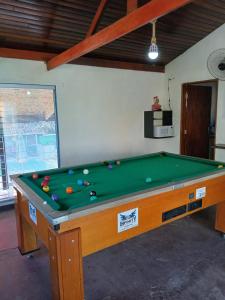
[0, 84, 59, 204]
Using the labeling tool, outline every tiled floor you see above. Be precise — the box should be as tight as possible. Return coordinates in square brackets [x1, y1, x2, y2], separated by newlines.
[0, 206, 17, 251]
[1, 206, 225, 300]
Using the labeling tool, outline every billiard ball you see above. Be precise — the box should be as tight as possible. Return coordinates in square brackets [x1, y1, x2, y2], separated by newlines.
[77, 179, 83, 186]
[83, 169, 89, 175]
[32, 173, 38, 180]
[103, 161, 109, 166]
[43, 185, 50, 192]
[218, 165, 224, 169]
[89, 191, 96, 196]
[90, 196, 97, 201]
[145, 177, 152, 183]
[115, 160, 121, 165]
[108, 164, 113, 169]
[66, 187, 73, 194]
[83, 180, 90, 186]
[44, 176, 50, 181]
[41, 180, 49, 187]
[68, 169, 74, 175]
[51, 194, 59, 201]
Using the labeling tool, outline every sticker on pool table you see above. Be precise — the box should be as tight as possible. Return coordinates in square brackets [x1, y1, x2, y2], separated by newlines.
[29, 202, 37, 225]
[196, 187, 206, 200]
[118, 208, 138, 233]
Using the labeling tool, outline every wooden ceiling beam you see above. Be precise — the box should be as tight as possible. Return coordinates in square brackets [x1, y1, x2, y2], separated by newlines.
[127, 0, 138, 14]
[0, 47, 55, 60]
[72, 56, 165, 73]
[86, 0, 109, 38]
[0, 30, 69, 46]
[0, 47, 164, 72]
[47, 0, 192, 70]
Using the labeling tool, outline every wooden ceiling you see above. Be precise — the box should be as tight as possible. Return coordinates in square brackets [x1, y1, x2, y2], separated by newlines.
[0, 0, 224, 71]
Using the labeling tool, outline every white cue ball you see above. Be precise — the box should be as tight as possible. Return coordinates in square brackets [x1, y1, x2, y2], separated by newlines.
[83, 169, 89, 175]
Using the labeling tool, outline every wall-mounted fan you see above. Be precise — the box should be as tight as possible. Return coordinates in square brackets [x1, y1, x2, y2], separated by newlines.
[207, 49, 225, 80]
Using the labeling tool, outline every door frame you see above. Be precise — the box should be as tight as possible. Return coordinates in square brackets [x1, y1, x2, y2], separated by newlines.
[180, 79, 218, 158]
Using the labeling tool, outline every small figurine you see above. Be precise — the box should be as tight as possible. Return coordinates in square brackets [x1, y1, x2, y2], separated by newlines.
[152, 96, 161, 111]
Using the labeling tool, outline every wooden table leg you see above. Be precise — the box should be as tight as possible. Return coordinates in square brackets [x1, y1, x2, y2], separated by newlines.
[48, 227, 84, 300]
[15, 190, 38, 254]
[215, 200, 225, 233]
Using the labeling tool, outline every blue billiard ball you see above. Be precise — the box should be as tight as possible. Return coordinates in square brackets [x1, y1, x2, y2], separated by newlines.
[77, 179, 83, 186]
[108, 164, 113, 170]
[51, 194, 59, 201]
[68, 169, 74, 175]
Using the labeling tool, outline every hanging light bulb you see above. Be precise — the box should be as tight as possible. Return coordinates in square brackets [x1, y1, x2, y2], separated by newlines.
[148, 20, 159, 60]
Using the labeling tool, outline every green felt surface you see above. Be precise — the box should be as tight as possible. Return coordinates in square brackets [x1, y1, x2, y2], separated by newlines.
[19, 153, 224, 211]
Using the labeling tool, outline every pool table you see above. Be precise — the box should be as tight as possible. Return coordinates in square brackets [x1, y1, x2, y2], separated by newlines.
[12, 152, 225, 300]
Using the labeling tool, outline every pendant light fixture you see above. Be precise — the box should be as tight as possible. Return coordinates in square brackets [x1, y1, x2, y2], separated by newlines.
[148, 20, 159, 60]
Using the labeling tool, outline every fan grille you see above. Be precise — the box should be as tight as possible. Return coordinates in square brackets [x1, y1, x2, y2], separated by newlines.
[207, 49, 225, 81]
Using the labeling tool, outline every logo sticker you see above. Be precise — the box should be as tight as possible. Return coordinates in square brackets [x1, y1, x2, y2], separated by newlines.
[117, 208, 138, 233]
[196, 187, 206, 199]
[29, 202, 37, 224]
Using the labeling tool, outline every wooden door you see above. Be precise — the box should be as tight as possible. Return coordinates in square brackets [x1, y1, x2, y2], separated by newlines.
[181, 85, 212, 159]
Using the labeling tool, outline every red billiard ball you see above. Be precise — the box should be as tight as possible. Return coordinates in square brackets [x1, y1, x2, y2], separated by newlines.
[41, 180, 49, 187]
[32, 173, 38, 180]
[66, 187, 73, 194]
[44, 176, 50, 181]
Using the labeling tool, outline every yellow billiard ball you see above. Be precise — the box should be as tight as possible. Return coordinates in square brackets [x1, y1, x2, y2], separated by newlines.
[66, 187, 73, 194]
[218, 165, 224, 169]
[43, 185, 50, 192]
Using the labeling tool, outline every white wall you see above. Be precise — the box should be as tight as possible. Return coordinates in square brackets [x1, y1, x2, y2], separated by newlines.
[0, 58, 167, 166]
[5, 22, 225, 167]
[165, 24, 225, 161]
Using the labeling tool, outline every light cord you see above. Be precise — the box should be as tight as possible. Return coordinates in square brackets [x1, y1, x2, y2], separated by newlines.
[168, 77, 175, 110]
[151, 20, 157, 44]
